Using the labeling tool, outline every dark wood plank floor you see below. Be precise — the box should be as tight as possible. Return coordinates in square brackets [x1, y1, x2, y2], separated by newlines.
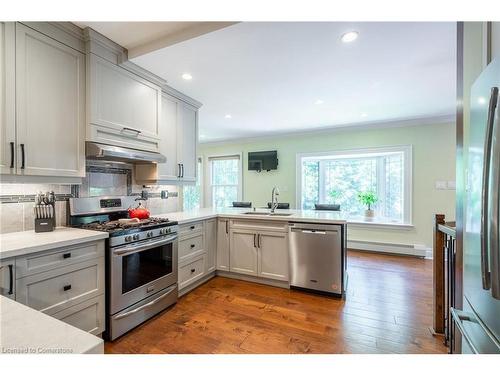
[105, 250, 446, 354]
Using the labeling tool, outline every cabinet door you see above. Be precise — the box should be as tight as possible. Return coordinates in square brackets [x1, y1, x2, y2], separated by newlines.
[88, 54, 161, 151]
[216, 218, 230, 271]
[0, 258, 15, 299]
[230, 229, 258, 276]
[15, 23, 85, 177]
[157, 94, 179, 180]
[177, 102, 197, 182]
[0, 22, 15, 175]
[258, 231, 289, 281]
[205, 219, 217, 273]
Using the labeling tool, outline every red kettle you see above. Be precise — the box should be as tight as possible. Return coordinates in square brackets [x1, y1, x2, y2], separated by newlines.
[128, 201, 150, 220]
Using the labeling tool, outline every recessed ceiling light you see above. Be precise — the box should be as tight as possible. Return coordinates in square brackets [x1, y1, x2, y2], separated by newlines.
[315, 99, 324, 105]
[225, 114, 232, 119]
[182, 73, 193, 80]
[361, 113, 368, 118]
[341, 31, 359, 43]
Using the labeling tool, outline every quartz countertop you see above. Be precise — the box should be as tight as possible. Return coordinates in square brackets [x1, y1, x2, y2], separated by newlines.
[0, 227, 108, 260]
[156, 207, 349, 225]
[0, 296, 103, 354]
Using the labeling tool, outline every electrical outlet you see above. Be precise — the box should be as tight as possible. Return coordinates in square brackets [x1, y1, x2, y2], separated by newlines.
[169, 191, 179, 198]
[435, 181, 447, 190]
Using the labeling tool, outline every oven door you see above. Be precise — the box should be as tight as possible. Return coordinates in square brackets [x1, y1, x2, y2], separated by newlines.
[110, 234, 178, 314]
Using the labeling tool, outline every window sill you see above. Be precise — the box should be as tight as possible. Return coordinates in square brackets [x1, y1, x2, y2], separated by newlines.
[347, 217, 414, 230]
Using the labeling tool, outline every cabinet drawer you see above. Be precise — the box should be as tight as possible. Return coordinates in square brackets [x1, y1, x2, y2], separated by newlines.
[16, 257, 105, 316]
[179, 221, 204, 237]
[231, 219, 288, 233]
[178, 234, 204, 263]
[178, 255, 205, 289]
[16, 241, 104, 278]
[52, 295, 105, 335]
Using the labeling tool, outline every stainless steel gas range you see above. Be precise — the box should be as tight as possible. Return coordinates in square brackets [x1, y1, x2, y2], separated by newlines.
[69, 196, 178, 340]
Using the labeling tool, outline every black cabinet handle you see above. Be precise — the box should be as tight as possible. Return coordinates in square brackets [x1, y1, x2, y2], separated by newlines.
[190, 225, 195, 230]
[181, 164, 184, 178]
[190, 268, 195, 273]
[20, 144, 25, 169]
[226, 220, 229, 234]
[8, 264, 13, 295]
[178, 164, 181, 178]
[190, 244, 195, 248]
[9, 142, 14, 169]
[63, 253, 71, 259]
[63, 284, 72, 291]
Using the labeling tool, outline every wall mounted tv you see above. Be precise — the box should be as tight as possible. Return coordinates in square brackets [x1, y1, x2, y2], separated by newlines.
[248, 150, 278, 172]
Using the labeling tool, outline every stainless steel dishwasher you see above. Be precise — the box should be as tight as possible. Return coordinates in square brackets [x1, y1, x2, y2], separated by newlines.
[289, 222, 346, 297]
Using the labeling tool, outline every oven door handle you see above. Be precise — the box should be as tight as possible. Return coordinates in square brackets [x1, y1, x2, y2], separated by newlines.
[113, 234, 177, 256]
[113, 285, 177, 320]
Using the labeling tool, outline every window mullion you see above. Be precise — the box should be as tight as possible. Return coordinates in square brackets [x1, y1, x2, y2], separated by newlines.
[318, 160, 326, 203]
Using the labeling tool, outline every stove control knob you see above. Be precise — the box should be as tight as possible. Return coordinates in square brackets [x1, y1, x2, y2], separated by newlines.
[147, 231, 153, 238]
[133, 234, 140, 241]
[125, 235, 132, 242]
[160, 228, 166, 235]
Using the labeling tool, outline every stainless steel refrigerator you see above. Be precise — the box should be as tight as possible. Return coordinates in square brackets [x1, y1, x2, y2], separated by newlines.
[452, 58, 500, 353]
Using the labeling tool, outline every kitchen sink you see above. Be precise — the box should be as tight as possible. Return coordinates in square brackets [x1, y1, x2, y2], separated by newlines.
[243, 211, 293, 216]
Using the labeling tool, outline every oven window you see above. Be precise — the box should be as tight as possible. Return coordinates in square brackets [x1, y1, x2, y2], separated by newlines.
[122, 243, 173, 294]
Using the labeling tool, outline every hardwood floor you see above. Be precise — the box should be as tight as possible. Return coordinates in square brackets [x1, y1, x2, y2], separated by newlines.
[105, 250, 446, 354]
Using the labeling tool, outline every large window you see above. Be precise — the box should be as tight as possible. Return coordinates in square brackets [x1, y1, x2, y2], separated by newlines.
[297, 146, 411, 223]
[208, 155, 242, 208]
[182, 158, 202, 211]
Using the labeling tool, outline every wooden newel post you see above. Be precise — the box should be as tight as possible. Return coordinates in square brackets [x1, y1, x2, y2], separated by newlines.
[432, 213, 446, 335]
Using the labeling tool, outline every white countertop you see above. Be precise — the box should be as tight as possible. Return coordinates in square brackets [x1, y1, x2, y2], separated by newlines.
[0, 296, 103, 354]
[157, 207, 349, 225]
[0, 227, 108, 260]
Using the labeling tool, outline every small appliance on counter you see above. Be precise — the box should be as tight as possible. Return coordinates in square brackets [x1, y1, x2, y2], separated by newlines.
[34, 191, 56, 232]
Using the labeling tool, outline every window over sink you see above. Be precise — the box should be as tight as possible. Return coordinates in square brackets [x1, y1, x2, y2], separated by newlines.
[297, 146, 412, 224]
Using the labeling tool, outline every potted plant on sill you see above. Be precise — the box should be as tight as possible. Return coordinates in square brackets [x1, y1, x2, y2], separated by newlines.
[357, 191, 378, 221]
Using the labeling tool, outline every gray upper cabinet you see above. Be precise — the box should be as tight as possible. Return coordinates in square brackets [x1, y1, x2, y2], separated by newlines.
[15, 23, 86, 177]
[135, 92, 199, 184]
[157, 94, 180, 180]
[177, 102, 198, 182]
[1, 22, 85, 178]
[87, 54, 162, 153]
[0, 22, 15, 175]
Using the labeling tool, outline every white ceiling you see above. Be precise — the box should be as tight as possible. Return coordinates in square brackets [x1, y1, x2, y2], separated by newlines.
[130, 22, 457, 143]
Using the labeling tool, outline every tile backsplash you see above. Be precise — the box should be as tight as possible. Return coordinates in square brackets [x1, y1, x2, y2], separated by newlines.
[0, 163, 181, 234]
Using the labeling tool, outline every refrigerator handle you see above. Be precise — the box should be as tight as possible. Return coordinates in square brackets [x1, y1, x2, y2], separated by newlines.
[480, 87, 498, 291]
[488, 92, 500, 299]
[450, 308, 479, 354]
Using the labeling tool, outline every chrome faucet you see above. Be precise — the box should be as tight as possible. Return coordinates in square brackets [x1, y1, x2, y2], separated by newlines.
[270, 186, 280, 213]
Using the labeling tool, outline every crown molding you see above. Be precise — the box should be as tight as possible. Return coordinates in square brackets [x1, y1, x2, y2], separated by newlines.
[199, 114, 455, 146]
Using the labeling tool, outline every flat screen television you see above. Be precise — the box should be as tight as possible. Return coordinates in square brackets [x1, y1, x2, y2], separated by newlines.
[248, 150, 278, 172]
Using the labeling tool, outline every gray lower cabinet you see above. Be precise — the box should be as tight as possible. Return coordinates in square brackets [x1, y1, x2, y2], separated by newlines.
[229, 229, 259, 276]
[0, 258, 15, 299]
[258, 231, 289, 281]
[205, 219, 216, 273]
[13, 240, 105, 336]
[216, 218, 230, 271]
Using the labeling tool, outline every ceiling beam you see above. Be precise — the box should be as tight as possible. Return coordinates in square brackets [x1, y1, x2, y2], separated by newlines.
[128, 22, 238, 58]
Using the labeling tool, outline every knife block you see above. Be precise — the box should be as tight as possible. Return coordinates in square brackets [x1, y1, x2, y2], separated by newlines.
[34, 202, 56, 233]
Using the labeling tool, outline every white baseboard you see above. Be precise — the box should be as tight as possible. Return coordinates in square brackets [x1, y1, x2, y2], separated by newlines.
[348, 239, 431, 258]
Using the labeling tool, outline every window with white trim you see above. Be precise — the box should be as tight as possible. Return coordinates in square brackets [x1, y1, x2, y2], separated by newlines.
[182, 158, 202, 211]
[297, 146, 412, 223]
[208, 155, 242, 208]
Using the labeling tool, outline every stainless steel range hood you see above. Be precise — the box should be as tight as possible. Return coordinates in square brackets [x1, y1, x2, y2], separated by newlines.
[86, 142, 166, 164]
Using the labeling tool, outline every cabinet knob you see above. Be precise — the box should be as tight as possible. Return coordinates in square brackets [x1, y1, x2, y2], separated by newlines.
[190, 269, 196, 273]
[63, 253, 71, 259]
[190, 244, 195, 248]
[190, 225, 195, 230]
[63, 284, 72, 291]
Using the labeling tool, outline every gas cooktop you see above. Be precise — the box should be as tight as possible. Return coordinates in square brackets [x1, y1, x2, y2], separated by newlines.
[81, 217, 178, 236]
